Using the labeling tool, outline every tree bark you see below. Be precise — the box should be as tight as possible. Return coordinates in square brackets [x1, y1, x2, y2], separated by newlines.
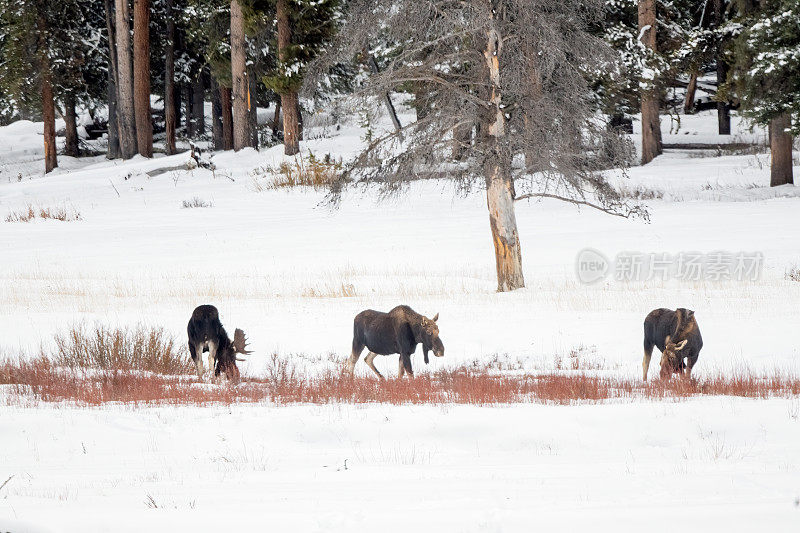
[484, 23, 524, 292]
[164, 0, 176, 154]
[133, 0, 152, 157]
[211, 78, 223, 150]
[281, 92, 300, 155]
[638, 0, 662, 165]
[715, 58, 731, 134]
[37, 11, 57, 173]
[183, 83, 193, 135]
[220, 86, 233, 150]
[192, 71, 205, 135]
[277, 0, 300, 155]
[683, 72, 697, 114]
[231, 0, 249, 151]
[63, 94, 79, 157]
[249, 71, 259, 148]
[713, 0, 730, 135]
[769, 114, 794, 186]
[115, 0, 137, 158]
[271, 97, 282, 137]
[104, 0, 121, 159]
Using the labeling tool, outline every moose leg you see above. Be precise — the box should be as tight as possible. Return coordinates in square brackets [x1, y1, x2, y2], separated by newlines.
[364, 351, 385, 380]
[400, 353, 413, 378]
[642, 340, 655, 381]
[189, 342, 204, 378]
[207, 340, 218, 379]
[347, 341, 364, 375]
[684, 354, 698, 380]
[398, 356, 406, 378]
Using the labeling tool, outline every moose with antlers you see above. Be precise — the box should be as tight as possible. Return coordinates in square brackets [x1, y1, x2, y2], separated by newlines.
[642, 308, 703, 381]
[187, 304, 251, 381]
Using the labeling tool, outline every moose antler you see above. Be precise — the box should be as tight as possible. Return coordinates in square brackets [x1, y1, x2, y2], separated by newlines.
[233, 328, 253, 358]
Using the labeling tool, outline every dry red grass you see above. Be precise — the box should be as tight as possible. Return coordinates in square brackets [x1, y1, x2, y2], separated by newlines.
[1, 356, 798, 407]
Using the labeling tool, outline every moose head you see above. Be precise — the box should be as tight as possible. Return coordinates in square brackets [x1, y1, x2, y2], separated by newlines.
[420, 313, 444, 364]
[215, 328, 252, 382]
[659, 335, 688, 380]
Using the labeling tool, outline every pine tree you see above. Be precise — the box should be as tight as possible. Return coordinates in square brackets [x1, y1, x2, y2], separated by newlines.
[261, 0, 340, 155]
[728, 0, 797, 186]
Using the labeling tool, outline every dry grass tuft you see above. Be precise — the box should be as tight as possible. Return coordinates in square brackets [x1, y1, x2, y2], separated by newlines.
[301, 283, 357, 298]
[786, 266, 800, 282]
[5, 205, 81, 222]
[252, 153, 342, 191]
[47, 323, 192, 375]
[181, 197, 213, 209]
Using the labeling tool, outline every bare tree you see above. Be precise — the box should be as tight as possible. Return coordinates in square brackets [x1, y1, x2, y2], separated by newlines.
[638, 0, 662, 164]
[133, 0, 152, 157]
[115, 0, 137, 158]
[230, 0, 249, 150]
[307, 0, 641, 292]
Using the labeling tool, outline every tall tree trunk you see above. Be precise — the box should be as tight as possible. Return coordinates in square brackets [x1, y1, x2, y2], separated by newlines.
[249, 71, 258, 148]
[271, 97, 282, 138]
[164, 0, 176, 154]
[192, 72, 205, 135]
[484, 22, 524, 292]
[220, 86, 233, 150]
[133, 0, 152, 157]
[230, 0, 249, 150]
[281, 92, 300, 155]
[638, 0, 662, 165]
[715, 58, 731, 134]
[211, 78, 223, 150]
[713, 0, 730, 135]
[184, 83, 193, 136]
[63, 94, 79, 157]
[175, 82, 182, 133]
[37, 11, 57, 173]
[769, 113, 794, 186]
[683, 72, 697, 114]
[104, 0, 121, 159]
[115, 0, 137, 158]
[277, 0, 300, 155]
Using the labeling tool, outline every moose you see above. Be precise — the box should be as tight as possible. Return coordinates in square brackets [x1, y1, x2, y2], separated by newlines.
[642, 307, 703, 381]
[187, 304, 251, 381]
[347, 305, 444, 379]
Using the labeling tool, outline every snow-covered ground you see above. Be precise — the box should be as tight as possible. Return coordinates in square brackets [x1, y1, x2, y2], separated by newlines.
[1, 105, 799, 531]
[1, 399, 799, 533]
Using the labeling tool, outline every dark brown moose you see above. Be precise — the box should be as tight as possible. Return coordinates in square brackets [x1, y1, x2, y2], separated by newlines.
[642, 308, 703, 380]
[347, 305, 444, 379]
[187, 304, 251, 381]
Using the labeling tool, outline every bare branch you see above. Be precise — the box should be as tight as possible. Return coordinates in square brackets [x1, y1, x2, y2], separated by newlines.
[514, 192, 642, 219]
